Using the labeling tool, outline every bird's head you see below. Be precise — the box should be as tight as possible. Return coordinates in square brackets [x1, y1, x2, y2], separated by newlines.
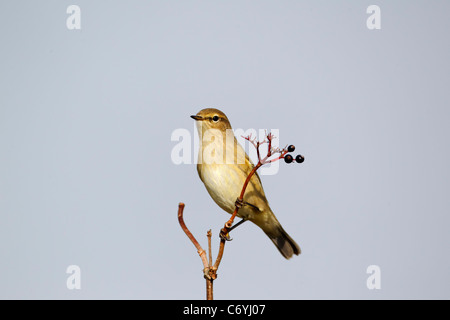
[191, 108, 232, 132]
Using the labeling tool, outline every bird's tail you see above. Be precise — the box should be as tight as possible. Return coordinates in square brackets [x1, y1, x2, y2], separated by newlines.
[265, 226, 301, 259]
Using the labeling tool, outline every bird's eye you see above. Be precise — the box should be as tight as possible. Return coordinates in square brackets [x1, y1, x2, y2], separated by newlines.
[212, 115, 219, 122]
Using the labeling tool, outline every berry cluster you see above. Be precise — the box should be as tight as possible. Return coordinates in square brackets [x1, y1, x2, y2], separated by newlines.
[284, 145, 305, 164]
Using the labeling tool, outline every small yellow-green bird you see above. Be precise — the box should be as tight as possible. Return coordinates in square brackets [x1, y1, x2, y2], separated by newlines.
[191, 108, 300, 259]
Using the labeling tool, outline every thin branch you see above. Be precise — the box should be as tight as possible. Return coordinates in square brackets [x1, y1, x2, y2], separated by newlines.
[213, 238, 226, 270]
[206, 277, 213, 300]
[177, 203, 209, 270]
[207, 230, 212, 267]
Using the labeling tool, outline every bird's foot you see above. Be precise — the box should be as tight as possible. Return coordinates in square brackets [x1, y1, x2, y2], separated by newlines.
[219, 228, 233, 241]
[235, 197, 245, 209]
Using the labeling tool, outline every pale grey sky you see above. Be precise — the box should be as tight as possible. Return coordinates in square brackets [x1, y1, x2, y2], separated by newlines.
[0, 1, 449, 299]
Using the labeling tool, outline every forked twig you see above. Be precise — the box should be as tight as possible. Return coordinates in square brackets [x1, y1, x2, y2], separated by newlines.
[178, 203, 215, 300]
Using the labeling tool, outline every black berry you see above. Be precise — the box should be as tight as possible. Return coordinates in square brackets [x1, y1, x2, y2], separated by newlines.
[295, 155, 305, 163]
[287, 145, 295, 153]
[284, 154, 294, 163]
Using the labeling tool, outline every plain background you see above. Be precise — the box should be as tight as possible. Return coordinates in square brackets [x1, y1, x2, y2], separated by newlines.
[0, 1, 449, 299]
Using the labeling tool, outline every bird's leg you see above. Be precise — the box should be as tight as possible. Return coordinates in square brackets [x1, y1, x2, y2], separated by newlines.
[244, 201, 259, 210]
[236, 198, 259, 211]
[228, 218, 247, 232]
[221, 197, 256, 241]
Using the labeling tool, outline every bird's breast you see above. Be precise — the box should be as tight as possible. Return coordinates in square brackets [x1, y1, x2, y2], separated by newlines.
[200, 163, 245, 214]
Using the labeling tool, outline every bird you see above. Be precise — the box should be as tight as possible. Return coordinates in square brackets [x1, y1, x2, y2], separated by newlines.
[191, 108, 300, 259]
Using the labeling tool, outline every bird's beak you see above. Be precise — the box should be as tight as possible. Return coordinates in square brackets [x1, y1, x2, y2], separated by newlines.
[190, 115, 204, 121]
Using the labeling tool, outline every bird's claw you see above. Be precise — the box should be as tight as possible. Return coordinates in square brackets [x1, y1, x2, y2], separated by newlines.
[235, 198, 244, 209]
[219, 229, 233, 241]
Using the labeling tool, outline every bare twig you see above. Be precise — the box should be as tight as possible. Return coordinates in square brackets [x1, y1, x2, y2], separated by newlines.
[213, 238, 226, 270]
[178, 203, 209, 269]
[207, 230, 212, 267]
[178, 203, 215, 299]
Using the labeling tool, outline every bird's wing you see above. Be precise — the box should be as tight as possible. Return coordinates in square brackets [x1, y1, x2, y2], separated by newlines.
[236, 143, 268, 211]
